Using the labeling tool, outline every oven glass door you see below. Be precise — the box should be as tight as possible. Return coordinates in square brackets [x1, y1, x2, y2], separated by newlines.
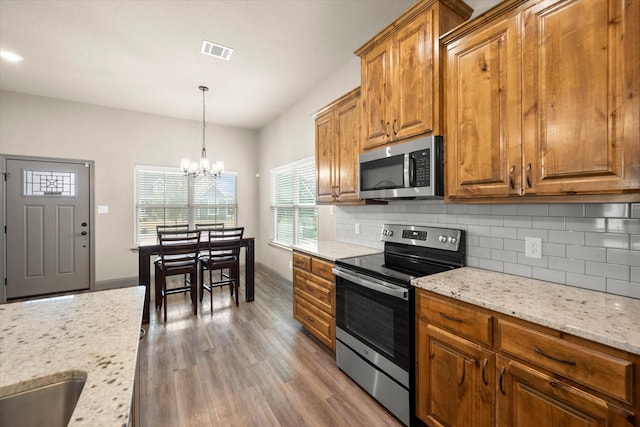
[336, 273, 410, 371]
[359, 154, 405, 192]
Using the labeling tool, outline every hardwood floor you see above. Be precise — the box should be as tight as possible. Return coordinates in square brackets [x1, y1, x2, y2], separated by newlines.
[139, 265, 403, 427]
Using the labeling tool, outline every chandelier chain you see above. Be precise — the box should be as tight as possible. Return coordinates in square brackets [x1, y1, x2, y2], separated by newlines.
[202, 86, 206, 151]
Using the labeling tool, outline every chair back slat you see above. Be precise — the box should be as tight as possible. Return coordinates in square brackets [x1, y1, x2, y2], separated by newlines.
[158, 230, 201, 273]
[156, 224, 189, 237]
[195, 223, 225, 231]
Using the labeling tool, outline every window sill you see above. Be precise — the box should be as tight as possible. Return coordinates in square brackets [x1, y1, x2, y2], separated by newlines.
[269, 241, 293, 252]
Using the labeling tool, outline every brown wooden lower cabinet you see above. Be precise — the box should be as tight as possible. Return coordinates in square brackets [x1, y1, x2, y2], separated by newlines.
[292, 251, 336, 351]
[496, 356, 633, 426]
[416, 320, 495, 426]
[416, 289, 638, 427]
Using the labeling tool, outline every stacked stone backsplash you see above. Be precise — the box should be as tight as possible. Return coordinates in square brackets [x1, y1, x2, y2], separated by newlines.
[336, 202, 640, 299]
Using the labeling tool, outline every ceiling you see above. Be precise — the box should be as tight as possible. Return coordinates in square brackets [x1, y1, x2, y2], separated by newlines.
[0, 0, 498, 130]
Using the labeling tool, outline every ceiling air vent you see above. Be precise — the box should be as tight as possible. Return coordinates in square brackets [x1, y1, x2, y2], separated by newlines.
[201, 40, 233, 61]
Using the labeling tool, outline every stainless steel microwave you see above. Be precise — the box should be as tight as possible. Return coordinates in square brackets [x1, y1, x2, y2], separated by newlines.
[358, 136, 444, 200]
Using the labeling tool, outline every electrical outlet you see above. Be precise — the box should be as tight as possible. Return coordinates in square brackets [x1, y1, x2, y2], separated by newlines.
[355, 223, 360, 234]
[288, 260, 293, 270]
[525, 237, 542, 259]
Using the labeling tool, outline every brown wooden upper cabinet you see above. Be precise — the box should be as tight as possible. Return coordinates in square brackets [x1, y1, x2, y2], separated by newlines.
[443, 0, 640, 202]
[356, 0, 473, 150]
[314, 88, 362, 204]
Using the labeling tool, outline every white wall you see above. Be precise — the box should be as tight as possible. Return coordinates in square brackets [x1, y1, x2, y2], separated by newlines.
[256, 57, 362, 279]
[0, 90, 259, 284]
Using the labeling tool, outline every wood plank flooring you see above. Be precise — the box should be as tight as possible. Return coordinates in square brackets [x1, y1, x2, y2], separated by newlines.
[139, 265, 403, 427]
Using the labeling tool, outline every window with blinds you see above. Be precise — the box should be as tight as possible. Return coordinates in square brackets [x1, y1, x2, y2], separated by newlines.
[135, 165, 237, 244]
[270, 156, 317, 248]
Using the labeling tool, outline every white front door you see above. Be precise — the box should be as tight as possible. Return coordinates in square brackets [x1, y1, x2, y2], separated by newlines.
[5, 158, 91, 299]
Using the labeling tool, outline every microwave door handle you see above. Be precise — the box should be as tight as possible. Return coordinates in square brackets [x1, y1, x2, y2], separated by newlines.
[333, 267, 409, 300]
[404, 153, 411, 188]
[408, 154, 417, 187]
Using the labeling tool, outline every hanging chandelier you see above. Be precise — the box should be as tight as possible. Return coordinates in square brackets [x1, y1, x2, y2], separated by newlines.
[181, 85, 224, 178]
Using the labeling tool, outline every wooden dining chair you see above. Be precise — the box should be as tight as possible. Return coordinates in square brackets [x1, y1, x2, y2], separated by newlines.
[155, 229, 201, 322]
[196, 223, 227, 279]
[198, 227, 244, 310]
[155, 224, 190, 290]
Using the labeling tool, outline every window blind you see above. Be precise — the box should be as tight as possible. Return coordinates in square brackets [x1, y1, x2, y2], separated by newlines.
[135, 165, 237, 244]
[270, 157, 317, 248]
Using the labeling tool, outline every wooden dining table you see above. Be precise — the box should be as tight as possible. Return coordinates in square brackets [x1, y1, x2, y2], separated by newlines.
[137, 237, 255, 323]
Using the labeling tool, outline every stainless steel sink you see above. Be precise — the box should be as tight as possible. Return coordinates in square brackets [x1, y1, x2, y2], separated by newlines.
[0, 374, 86, 427]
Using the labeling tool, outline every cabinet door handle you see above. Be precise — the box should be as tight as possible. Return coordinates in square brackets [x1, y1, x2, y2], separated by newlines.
[439, 311, 464, 323]
[499, 366, 506, 395]
[457, 359, 466, 385]
[526, 163, 532, 188]
[481, 358, 489, 385]
[509, 166, 515, 189]
[385, 121, 390, 138]
[334, 185, 340, 198]
[534, 346, 576, 366]
[392, 119, 397, 135]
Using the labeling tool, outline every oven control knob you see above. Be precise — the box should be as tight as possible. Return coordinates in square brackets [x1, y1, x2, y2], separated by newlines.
[439, 235, 447, 243]
[387, 230, 394, 237]
[447, 236, 458, 244]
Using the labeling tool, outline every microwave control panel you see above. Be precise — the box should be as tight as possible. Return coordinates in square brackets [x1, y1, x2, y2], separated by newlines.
[410, 149, 430, 187]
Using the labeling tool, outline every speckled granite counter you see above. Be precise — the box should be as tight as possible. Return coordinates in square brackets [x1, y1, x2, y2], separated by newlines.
[0, 286, 146, 426]
[412, 267, 640, 355]
[292, 241, 381, 261]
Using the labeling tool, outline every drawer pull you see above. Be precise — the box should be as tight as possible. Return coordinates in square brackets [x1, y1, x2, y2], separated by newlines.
[481, 358, 488, 385]
[439, 311, 464, 323]
[499, 366, 506, 395]
[534, 346, 576, 366]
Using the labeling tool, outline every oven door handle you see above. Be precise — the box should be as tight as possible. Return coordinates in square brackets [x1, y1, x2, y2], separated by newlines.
[333, 267, 409, 301]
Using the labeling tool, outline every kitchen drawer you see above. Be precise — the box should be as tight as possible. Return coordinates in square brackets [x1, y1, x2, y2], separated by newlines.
[311, 257, 334, 281]
[293, 294, 335, 350]
[293, 252, 311, 271]
[498, 320, 633, 404]
[418, 291, 493, 346]
[293, 269, 334, 315]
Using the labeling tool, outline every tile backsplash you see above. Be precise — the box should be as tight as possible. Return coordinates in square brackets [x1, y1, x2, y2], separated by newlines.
[336, 202, 640, 299]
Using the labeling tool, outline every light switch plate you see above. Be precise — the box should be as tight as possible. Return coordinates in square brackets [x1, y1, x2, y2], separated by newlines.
[525, 237, 542, 259]
[97, 205, 109, 214]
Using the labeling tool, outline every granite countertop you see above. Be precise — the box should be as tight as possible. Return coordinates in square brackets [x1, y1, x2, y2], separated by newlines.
[413, 267, 640, 356]
[0, 286, 146, 426]
[292, 241, 381, 261]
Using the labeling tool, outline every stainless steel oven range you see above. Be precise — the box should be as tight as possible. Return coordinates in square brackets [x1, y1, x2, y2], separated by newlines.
[333, 224, 465, 426]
